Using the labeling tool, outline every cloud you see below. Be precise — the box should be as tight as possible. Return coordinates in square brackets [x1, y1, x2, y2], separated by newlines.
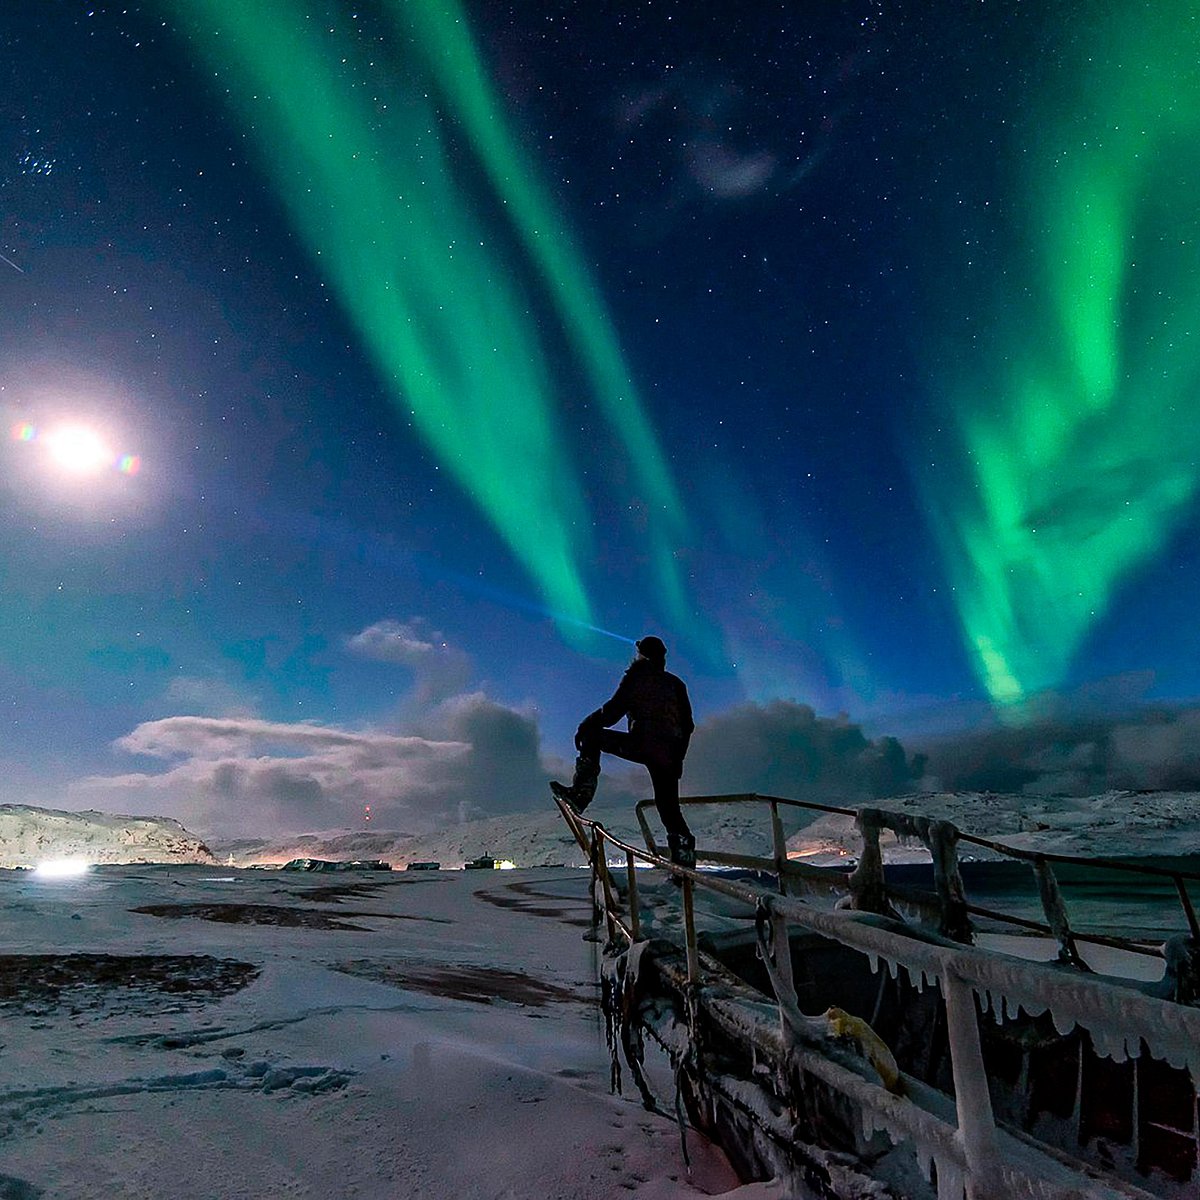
[683, 700, 924, 811]
[162, 674, 258, 718]
[688, 141, 778, 198]
[915, 699, 1200, 796]
[74, 697, 555, 839]
[420, 692, 554, 822]
[346, 617, 472, 705]
[116, 715, 438, 760]
[76, 715, 471, 838]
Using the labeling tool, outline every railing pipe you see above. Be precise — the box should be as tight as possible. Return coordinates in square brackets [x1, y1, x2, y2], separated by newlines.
[1031, 856, 1087, 969]
[576, 814, 1200, 1074]
[568, 800, 1200, 1200]
[1175, 875, 1200, 941]
[594, 827, 620, 946]
[682, 877, 700, 985]
[770, 800, 788, 895]
[942, 970, 999, 1198]
[625, 849, 641, 942]
[770, 906, 797, 1017]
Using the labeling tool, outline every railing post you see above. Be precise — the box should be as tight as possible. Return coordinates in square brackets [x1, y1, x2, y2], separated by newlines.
[587, 827, 602, 931]
[848, 808, 895, 916]
[1032, 856, 1087, 969]
[770, 908, 796, 1000]
[635, 801, 660, 858]
[682, 877, 700, 984]
[942, 971, 998, 1199]
[1174, 874, 1200, 941]
[626, 849, 641, 942]
[595, 827, 620, 945]
[558, 798, 591, 856]
[770, 799, 789, 895]
[928, 819, 973, 943]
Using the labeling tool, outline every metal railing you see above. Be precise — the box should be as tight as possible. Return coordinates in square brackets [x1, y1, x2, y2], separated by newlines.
[557, 792, 1200, 1200]
[633, 793, 1200, 965]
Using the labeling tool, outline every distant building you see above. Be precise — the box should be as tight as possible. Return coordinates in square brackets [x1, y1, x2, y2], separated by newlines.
[463, 854, 495, 870]
[281, 858, 391, 873]
[406, 861, 441, 871]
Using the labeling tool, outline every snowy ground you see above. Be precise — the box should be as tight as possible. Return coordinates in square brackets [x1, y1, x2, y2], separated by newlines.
[0, 863, 779, 1200]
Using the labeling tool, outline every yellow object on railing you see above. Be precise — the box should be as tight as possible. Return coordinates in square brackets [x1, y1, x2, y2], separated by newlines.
[825, 1006, 901, 1094]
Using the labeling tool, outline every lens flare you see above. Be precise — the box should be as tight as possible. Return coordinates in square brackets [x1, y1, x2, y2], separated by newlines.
[10, 420, 141, 479]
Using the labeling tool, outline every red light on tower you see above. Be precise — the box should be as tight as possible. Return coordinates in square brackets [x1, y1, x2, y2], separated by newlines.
[364, 805, 372, 824]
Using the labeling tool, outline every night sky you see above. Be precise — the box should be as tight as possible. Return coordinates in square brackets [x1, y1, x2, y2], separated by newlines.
[4, 1, 1200, 838]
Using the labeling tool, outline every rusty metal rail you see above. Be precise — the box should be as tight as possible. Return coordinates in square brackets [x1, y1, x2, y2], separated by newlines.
[631, 792, 1199, 962]
[556, 792, 1194, 1200]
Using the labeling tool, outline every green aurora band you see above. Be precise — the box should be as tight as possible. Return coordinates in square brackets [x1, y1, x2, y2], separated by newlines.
[923, 3, 1200, 706]
[164, 0, 692, 642]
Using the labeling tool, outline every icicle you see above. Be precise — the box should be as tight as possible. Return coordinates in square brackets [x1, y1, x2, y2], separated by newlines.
[672, 1063, 691, 1172]
[1185, 1043, 1200, 1080]
[1050, 1006, 1076, 1037]
[933, 1154, 964, 1200]
[867, 952, 880, 974]
[916, 1146, 933, 1184]
[1090, 1026, 1131, 1064]
[887, 957, 899, 980]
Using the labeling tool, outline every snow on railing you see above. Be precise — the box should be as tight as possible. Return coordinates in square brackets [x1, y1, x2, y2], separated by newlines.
[555, 793, 1193, 1200]
[637, 792, 1200, 974]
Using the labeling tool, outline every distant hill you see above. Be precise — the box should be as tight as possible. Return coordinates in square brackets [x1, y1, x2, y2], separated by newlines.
[0, 804, 216, 869]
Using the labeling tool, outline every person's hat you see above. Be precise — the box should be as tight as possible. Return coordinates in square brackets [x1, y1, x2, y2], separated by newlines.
[635, 635, 667, 661]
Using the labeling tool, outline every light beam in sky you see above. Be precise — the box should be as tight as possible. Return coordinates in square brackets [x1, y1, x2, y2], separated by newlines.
[919, 2, 1200, 706]
[162, 0, 695, 648]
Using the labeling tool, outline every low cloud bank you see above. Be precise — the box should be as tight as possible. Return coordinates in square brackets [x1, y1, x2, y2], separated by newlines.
[916, 702, 1200, 796]
[685, 700, 925, 806]
[73, 695, 928, 840]
[74, 696, 554, 839]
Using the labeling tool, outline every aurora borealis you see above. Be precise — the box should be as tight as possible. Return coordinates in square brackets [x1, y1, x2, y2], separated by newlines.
[919, 0, 1200, 705]
[4, 1, 1200, 830]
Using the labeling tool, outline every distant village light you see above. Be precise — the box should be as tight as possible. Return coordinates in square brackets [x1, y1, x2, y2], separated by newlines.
[34, 858, 90, 878]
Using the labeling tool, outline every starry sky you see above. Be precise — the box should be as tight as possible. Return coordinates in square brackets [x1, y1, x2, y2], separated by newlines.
[4, 1, 1200, 838]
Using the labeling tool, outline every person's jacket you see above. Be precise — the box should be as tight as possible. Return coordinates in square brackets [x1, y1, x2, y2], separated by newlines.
[580, 658, 694, 755]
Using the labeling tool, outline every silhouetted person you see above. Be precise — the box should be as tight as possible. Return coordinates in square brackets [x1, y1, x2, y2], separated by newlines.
[551, 635, 696, 870]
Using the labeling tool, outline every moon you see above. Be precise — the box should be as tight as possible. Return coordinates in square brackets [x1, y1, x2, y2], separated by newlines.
[43, 425, 114, 475]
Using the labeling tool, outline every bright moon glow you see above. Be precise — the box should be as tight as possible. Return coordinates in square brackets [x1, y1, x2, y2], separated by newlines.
[34, 858, 90, 877]
[10, 421, 140, 476]
[45, 425, 112, 474]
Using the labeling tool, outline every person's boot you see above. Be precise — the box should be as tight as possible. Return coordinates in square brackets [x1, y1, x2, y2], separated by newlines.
[550, 756, 600, 813]
[668, 831, 696, 873]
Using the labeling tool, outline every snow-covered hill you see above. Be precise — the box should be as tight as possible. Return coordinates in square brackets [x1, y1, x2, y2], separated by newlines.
[0, 804, 215, 868]
[210, 789, 1200, 871]
[210, 797, 785, 869]
[789, 790, 1200, 864]
[23, 788, 1196, 873]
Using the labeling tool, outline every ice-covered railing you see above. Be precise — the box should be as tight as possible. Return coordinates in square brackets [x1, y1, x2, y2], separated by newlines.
[556, 792, 1200, 1200]
[635, 793, 1200, 984]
